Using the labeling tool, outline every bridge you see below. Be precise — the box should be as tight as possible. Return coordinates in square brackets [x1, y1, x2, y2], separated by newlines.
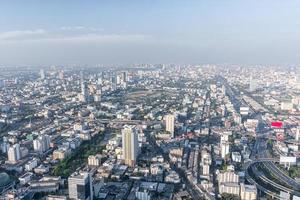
[244, 158, 279, 170]
[244, 158, 300, 199]
[97, 118, 161, 125]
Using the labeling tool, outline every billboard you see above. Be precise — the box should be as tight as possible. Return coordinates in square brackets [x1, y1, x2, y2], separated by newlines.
[280, 156, 296, 164]
[271, 121, 283, 128]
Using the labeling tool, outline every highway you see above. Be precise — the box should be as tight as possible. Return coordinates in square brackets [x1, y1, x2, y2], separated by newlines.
[218, 75, 300, 198]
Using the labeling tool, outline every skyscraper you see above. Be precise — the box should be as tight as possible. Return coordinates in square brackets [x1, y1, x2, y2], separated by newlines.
[121, 71, 128, 83]
[296, 127, 300, 141]
[7, 143, 21, 163]
[33, 135, 51, 153]
[122, 125, 139, 167]
[165, 114, 175, 138]
[68, 172, 93, 200]
[221, 142, 230, 159]
[249, 75, 257, 92]
[40, 69, 45, 80]
[111, 75, 117, 91]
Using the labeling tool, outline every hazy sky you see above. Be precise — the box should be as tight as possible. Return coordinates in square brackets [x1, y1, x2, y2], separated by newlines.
[1, 0, 300, 66]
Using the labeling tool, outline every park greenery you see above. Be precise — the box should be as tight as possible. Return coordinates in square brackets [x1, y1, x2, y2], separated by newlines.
[52, 131, 105, 178]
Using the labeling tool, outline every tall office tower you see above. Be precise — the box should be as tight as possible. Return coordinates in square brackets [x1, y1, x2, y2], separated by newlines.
[68, 172, 93, 200]
[33, 135, 51, 153]
[202, 164, 210, 176]
[121, 71, 128, 82]
[296, 127, 300, 141]
[249, 75, 257, 92]
[111, 75, 117, 91]
[97, 75, 102, 85]
[165, 114, 175, 138]
[81, 81, 88, 96]
[7, 143, 21, 163]
[58, 70, 64, 79]
[122, 125, 139, 167]
[221, 142, 230, 159]
[40, 69, 45, 79]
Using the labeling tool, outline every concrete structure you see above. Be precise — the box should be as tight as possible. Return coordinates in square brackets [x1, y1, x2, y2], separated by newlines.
[33, 135, 51, 153]
[122, 125, 139, 167]
[7, 143, 21, 163]
[240, 183, 257, 200]
[165, 114, 175, 138]
[88, 155, 102, 166]
[68, 172, 93, 200]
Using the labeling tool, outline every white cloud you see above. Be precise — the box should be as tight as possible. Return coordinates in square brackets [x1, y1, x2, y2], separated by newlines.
[0, 28, 152, 45]
[0, 29, 47, 40]
[41, 34, 153, 44]
[60, 26, 103, 32]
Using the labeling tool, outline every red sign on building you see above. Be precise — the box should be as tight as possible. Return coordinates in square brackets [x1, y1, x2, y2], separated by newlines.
[271, 121, 283, 128]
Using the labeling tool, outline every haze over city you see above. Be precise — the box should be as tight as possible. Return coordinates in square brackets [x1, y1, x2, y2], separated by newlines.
[1, 0, 300, 66]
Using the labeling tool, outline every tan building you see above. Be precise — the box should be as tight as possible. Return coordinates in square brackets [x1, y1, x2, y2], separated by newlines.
[88, 155, 102, 166]
[53, 148, 71, 160]
[218, 171, 239, 184]
[165, 114, 175, 138]
[122, 125, 139, 167]
[219, 182, 240, 196]
[240, 183, 257, 200]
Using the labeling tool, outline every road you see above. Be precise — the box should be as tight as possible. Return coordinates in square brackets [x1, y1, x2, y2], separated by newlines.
[218, 75, 300, 197]
[145, 130, 206, 200]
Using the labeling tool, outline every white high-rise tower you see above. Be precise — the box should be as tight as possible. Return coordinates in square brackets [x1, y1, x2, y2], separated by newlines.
[165, 114, 175, 138]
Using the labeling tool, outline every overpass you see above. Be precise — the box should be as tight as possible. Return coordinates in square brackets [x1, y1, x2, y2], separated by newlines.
[244, 158, 279, 170]
[97, 118, 161, 125]
[244, 158, 300, 198]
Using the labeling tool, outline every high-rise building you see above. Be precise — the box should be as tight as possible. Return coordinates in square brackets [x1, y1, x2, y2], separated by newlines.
[218, 171, 239, 184]
[249, 75, 257, 92]
[68, 172, 93, 200]
[221, 142, 230, 159]
[111, 75, 117, 91]
[122, 125, 139, 167]
[240, 183, 257, 200]
[40, 69, 45, 79]
[121, 71, 128, 83]
[81, 81, 88, 97]
[202, 164, 210, 176]
[7, 143, 21, 163]
[296, 127, 300, 141]
[58, 70, 64, 80]
[79, 80, 89, 102]
[33, 135, 51, 153]
[165, 114, 175, 138]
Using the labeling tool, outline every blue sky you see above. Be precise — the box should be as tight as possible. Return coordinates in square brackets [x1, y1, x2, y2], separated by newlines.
[0, 0, 300, 66]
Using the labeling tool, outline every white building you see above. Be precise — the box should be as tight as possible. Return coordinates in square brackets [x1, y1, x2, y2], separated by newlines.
[240, 183, 257, 200]
[33, 135, 51, 153]
[136, 189, 151, 200]
[202, 164, 210, 176]
[19, 172, 33, 185]
[25, 158, 39, 171]
[88, 155, 102, 166]
[165, 114, 175, 138]
[68, 172, 93, 200]
[218, 171, 239, 184]
[231, 152, 242, 163]
[221, 142, 230, 159]
[7, 143, 21, 163]
[219, 182, 240, 196]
